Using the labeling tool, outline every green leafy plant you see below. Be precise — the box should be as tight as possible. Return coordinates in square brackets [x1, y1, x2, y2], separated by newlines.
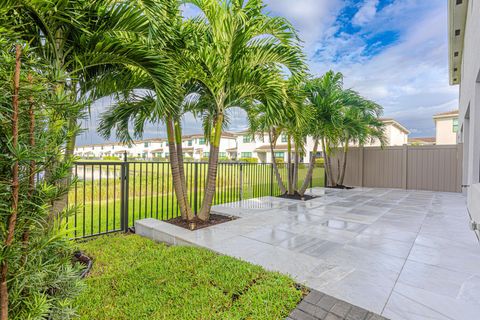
[0, 40, 83, 319]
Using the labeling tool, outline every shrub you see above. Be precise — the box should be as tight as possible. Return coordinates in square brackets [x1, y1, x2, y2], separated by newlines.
[239, 157, 258, 163]
[315, 157, 325, 167]
[0, 41, 82, 319]
[103, 155, 120, 161]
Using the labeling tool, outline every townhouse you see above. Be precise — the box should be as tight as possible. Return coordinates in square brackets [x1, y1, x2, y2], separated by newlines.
[74, 118, 410, 163]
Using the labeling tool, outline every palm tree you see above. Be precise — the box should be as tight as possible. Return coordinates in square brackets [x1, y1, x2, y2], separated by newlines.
[247, 77, 308, 196]
[303, 71, 386, 188]
[335, 91, 386, 186]
[301, 71, 344, 189]
[183, 0, 305, 220]
[5, 0, 178, 159]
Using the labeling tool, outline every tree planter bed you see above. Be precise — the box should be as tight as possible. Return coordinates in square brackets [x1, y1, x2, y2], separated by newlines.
[166, 213, 238, 231]
[277, 193, 318, 201]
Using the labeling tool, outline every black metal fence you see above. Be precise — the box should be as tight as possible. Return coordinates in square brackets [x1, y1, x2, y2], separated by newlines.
[66, 161, 325, 239]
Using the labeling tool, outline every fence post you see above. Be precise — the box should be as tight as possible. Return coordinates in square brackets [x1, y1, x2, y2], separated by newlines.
[402, 144, 408, 190]
[120, 159, 129, 233]
[239, 163, 243, 201]
[193, 162, 198, 215]
[270, 163, 274, 196]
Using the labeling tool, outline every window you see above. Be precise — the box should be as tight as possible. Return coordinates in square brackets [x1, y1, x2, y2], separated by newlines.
[112, 146, 115, 149]
[241, 152, 252, 158]
[281, 135, 287, 143]
[219, 152, 227, 158]
[452, 118, 459, 133]
[188, 140, 192, 146]
[204, 152, 210, 157]
[144, 142, 149, 148]
[274, 152, 284, 158]
[243, 135, 252, 143]
[199, 138, 205, 145]
[165, 152, 169, 157]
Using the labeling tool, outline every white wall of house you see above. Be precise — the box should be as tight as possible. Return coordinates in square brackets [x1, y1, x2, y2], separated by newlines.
[434, 113, 459, 145]
[181, 135, 237, 160]
[363, 120, 409, 147]
[449, 0, 480, 238]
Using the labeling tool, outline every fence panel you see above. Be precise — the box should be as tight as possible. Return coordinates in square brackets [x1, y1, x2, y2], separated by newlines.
[329, 144, 462, 192]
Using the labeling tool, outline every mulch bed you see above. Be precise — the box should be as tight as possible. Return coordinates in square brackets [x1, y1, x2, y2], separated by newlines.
[166, 214, 238, 231]
[278, 193, 317, 201]
[326, 185, 354, 190]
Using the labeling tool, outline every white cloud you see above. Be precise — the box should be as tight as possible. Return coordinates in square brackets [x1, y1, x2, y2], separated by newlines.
[352, 0, 379, 26]
[264, 0, 344, 54]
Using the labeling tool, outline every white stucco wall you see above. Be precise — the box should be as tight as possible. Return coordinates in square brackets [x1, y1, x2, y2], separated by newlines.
[456, 0, 480, 236]
[435, 117, 458, 145]
[459, 0, 480, 184]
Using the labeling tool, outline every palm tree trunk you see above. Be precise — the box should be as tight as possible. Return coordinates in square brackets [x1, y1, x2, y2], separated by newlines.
[1, 44, 21, 320]
[298, 139, 319, 196]
[293, 145, 299, 192]
[173, 120, 194, 220]
[197, 113, 223, 221]
[166, 119, 194, 221]
[268, 130, 287, 194]
[322, 137, 336, 187]
[287, 135, 294, 195]
[338, 141, 349, 186]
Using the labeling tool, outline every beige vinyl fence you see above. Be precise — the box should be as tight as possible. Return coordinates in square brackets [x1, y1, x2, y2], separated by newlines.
[329, 144, 463, 192]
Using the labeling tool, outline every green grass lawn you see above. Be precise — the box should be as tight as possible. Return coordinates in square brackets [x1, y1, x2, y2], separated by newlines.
[75, 234, 304, 320]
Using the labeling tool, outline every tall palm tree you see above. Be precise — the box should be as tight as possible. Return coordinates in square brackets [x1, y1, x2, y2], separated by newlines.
[336, 91, 385, 186]
[183, 0, 305, 220]
[302, 71, 344, 189]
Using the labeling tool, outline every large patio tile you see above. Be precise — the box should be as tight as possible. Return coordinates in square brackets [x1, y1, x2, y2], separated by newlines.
[383, 292, 452, 320]
[389, 282, 480, 320]
[310, 245, 405, 279]
[306, 224, 362, 244]
[207, 235, 274, 259]
[242, 226, 297, 245]
[310, 268, 396, 314]
[246, 246, 322, 281]
[408, 237, 480, 276]
[397, 260, 480, 301]
[360, 225, 418, 243]
[348, 234, 414, 259]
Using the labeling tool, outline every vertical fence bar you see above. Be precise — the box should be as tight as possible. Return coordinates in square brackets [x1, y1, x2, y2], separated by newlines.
[270, 163, 274, 196]
[193, 162, 198, 215]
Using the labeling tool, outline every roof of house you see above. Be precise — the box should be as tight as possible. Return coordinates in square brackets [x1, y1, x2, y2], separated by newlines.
[408, 137, 436, 144]
[380, 118, 411, 134]
[433, 109, 459, 119]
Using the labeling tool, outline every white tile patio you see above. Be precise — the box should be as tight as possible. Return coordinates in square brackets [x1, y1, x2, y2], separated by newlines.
[136, 187, 480, 320]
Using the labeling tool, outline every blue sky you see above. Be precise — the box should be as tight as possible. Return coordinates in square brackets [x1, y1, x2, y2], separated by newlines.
[77, 0, 458, 146]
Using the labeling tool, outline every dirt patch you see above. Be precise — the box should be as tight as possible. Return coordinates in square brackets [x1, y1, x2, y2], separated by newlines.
[277, 193, 317, 201]
[166, 214, 238, 231]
